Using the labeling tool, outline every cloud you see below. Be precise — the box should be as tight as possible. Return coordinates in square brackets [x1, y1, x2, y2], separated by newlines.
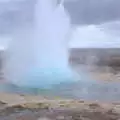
[0, 0, 120, 36]
[69, 23, 120, 48]
[65, 0, 120, 25]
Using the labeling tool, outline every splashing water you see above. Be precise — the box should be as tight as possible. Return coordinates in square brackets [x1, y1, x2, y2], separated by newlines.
[5, 0, 78, 89]
[29, 0, 78, 88]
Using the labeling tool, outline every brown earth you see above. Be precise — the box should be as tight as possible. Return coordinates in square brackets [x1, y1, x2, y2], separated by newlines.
[69, 48, 120, 81]
[0, 92, 120, 120]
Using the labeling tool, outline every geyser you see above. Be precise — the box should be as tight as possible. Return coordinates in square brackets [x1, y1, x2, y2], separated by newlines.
[5, 0, 77, 88]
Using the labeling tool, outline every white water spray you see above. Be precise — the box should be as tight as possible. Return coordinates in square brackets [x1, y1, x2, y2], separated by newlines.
[28, 0, 76, 88]
[5, 0, 76, 88]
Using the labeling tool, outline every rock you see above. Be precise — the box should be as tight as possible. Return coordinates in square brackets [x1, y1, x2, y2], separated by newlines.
[37, 118, 51, 120]
[0, 101, 6, 105]
[56, 115, 65, 120]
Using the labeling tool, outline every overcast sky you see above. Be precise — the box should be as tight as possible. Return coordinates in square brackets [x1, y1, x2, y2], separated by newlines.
[65, 0, 120, 25]
[67, 0, 120, 48]
[0, 0, 120, 48]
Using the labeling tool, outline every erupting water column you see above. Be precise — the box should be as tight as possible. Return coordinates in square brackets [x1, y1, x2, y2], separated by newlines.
[5, 0, 77, 89]
[29, 0, 76, 88]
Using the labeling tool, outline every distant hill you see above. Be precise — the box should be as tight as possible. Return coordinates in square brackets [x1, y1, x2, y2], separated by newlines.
[69, 48, 120, 67]
[69, 48, 120, 81]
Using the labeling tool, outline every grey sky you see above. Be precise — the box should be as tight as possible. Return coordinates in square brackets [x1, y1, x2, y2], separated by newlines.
[65, 0, 120, 25]
[0, 0, 120, 47]
[0, 0, 120, 32]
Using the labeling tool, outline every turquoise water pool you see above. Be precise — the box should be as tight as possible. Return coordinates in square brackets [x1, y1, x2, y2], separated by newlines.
[1, 80, 120, 102]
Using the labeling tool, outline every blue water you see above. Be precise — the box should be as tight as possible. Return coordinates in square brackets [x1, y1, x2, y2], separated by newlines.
[1, 78, 120, 102]
[17, 67, 76, 89]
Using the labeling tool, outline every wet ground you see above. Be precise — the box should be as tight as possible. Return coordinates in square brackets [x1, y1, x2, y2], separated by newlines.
[1, 80, 120, 102]
[51, 81, 120, 102]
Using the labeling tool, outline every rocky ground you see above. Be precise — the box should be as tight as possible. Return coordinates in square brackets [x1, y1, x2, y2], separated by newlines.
[69, 48, 120, 81]
[0, 92, 120, 120]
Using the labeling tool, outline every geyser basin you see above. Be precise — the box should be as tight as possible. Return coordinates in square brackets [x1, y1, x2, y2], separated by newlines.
[4, 0, 120, 101]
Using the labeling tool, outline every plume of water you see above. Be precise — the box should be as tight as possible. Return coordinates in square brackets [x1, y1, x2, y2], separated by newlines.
[5, 0, 77, 88]
[25, 0, 77, 88]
